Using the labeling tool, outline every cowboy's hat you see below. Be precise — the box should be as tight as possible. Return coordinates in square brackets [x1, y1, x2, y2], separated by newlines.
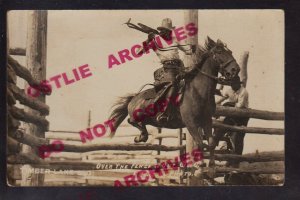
[157, 18, 175, 31]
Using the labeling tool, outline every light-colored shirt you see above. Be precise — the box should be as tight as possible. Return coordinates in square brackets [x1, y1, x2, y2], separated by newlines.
[153, 35, 192, 62]
[221, 86, 249, 108]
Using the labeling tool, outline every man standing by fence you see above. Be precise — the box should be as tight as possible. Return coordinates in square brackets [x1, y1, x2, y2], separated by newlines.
[214, 76, 250, 163]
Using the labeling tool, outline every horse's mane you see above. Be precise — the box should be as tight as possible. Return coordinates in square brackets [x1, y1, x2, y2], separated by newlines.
[189, 38, 212, 67]
[191, 36, 220, 65]
[183, 37, 220, 79]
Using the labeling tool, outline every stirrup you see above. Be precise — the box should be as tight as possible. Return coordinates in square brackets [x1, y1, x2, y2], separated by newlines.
[157, 113, 169, 123]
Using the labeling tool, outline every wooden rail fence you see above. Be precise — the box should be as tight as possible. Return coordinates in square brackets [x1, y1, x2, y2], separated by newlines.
[7, 55, 51, 186]
[7, 11, 284, 186]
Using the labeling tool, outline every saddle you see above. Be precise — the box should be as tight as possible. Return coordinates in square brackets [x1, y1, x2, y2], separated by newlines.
[138, 66, 186, 123]
[141, 66, 185, 100]
[153, 65, 184, 86]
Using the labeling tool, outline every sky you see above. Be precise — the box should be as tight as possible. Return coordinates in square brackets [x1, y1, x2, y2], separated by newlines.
[8, 10, 284, 154]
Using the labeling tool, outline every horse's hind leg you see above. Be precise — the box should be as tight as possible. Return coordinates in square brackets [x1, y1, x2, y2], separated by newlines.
[127, 119, 149, 143]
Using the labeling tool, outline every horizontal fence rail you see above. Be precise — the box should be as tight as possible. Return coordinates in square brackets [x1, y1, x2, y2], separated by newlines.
[215, 106, 284, 121]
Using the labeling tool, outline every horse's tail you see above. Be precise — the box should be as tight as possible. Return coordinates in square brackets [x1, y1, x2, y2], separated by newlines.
[108, 94, 135, 138]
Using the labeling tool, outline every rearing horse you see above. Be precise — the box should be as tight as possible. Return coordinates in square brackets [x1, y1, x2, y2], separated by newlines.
[108, 37, 240, 168]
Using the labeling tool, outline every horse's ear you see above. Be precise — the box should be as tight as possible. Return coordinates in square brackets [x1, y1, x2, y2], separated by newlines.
[207, 36, 215, 45]
[217, 39, 224, 46]
[206, 36, 216, 49]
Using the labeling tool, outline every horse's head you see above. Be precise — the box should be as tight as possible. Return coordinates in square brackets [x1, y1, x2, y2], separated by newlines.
[206, 37, 240, 80]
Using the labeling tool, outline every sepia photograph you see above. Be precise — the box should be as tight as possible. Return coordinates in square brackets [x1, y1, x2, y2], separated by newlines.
[6, 10, 284, 187]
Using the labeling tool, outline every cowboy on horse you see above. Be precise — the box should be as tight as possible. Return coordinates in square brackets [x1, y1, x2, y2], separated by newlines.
[108, 18, 240, 182]
[127, 18, 197, 123]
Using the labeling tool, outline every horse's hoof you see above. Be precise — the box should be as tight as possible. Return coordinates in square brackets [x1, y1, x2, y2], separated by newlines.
[207, 167, 216, 179]
[134, 136, 142, 143]
[134, 136, 141, 143]
[193, 161, 206, 169]
[140, 135, 148, 142]
[193, 168, 203, 178]
[134, 135, 148, 143]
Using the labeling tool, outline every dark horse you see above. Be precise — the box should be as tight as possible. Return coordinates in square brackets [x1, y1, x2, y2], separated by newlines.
[108, 37, 240, 168]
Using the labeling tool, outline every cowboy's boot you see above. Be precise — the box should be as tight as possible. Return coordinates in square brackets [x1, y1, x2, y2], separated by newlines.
[157, 84, 176, 123]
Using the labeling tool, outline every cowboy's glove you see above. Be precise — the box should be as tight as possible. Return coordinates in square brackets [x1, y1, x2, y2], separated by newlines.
[148, 32, 155, 40]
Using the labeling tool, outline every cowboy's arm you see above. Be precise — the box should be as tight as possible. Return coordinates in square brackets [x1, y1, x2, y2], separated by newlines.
[135, 33, 156, 55]
[216, 96, 228, 105]
[136, 46, 144, 56]
[236, 90, 249, 108]
[216, 89, 229, 105]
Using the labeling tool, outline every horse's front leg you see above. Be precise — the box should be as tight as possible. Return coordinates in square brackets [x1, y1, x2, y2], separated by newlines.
[203, 119, 216, 179]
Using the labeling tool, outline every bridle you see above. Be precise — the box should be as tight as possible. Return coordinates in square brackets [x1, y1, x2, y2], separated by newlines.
[197, 45, 236, 84]
[219, 58, 236, 69]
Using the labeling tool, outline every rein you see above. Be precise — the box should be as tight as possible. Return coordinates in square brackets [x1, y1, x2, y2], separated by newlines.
[193, 51, 235, 84]
[152, 37, 193, 52]
[198, 70, 219, 81]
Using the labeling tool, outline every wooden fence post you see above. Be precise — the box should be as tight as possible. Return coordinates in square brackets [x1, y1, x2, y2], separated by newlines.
[21, 10, 48, 186]
[239, 51, 249, 88]
[183, 10, 203, 186]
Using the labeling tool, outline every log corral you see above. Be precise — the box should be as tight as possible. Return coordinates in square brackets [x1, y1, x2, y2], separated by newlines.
[7, 10, 50, 186]
[36, 106, 283, 186]
[7, 11, 284, 187]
